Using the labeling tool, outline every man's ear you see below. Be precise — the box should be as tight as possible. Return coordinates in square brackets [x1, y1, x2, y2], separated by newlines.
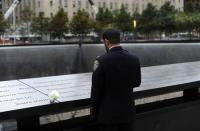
[105, 39, 110, 46]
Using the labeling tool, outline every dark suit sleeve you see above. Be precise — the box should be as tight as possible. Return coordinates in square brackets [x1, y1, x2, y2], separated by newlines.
[90, 60, 105, 118]
[134, 57, 141, 87]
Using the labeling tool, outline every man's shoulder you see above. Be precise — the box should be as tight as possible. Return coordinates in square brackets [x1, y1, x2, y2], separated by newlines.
[95, 53, 109, 62]
[97, 51, 139, 61]
[126, 52, 140, 60]
[93, 54, 108, 71]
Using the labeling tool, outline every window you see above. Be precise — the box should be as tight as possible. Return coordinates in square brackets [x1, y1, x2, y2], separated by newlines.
[38, 1, 40, 7]
[59, 0, 62, 8]
[73, 0, 76, 8]
[110, 2, 113, 9]
[32, 0, 36, 11]
[39, 12, 44, 17]
[50, 1, 53, 7]
[103, 2, 106, 8]
[78, 0, 81, 8]
[125, 3, 129, 10]
[24, 0, 28, 6]
[142, 3, 144, 10]
[28, 0, 31, 7]
[98, 2, 101, 7]
[132, 3, 135, 11]
[115, 2, 118, 9]
[50, 12, 53, 17]
[86, 1, 89, 8]
[64, 0, 68, 7]
[91, 12, 94, 18]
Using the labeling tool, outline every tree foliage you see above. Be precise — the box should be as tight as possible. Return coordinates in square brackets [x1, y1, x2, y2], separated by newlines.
[175, 12, 200, 33]
[49, 8, 69, 39]
[96, 8, 113, 26]
[31, 14, 50, 36]
[113, 5, 132, 33]
[193, 13, 200, 35]
[20, 6, 34, 23]
[137, 3, 158, 36]
[94, 8, 113, 35]
[157, 2, 176, 34]
[20, 6, 34, 35]
[70, 10, 92, 35]
[132, 11, 140, 21]
[184, 1, 200, 13]
[0, 12, 8, 35]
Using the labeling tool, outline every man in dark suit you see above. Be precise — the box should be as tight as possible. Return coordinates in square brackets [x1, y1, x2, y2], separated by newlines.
[90, 29, 141, 131]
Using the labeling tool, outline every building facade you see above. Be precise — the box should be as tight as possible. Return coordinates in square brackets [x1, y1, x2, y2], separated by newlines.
[2, 0, 184, 22]
[35, 0, 184, 19]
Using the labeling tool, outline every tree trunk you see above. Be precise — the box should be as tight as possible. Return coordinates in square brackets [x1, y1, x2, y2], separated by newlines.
[159, 32, 162, 40]
[189, 31, 192, 40]
[198, 32, 200, 39]
[78, 34, 83, 48]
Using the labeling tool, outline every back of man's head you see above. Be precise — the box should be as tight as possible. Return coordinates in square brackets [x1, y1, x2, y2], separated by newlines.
[102, 29, 120, 45]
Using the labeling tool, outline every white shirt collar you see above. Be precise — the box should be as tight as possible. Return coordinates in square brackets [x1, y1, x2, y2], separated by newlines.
[109, 45, 121, 50]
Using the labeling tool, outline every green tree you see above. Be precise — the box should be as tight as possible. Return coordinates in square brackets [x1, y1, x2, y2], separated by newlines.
[94, 8, 114, 38]
[49, 8, 69, 39]
[20, 6, 34, 35]
[184, 1, 195, 12]
[21, 6, 34, 23]
[132, 11, 140, 22]
[138, 3, 158, 39]
[193, 13, 200, 38]
[70, 10, 92, 35]
[96, 8, 113, 27]
[158, 2, 176, 37]
[0, 11, 8, 35]
[113, 5, 132, 33]
[31, 14, 50, 38]
[175, 12, 196, 39]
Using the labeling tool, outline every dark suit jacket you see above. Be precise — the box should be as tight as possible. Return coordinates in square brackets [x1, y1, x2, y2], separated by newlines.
[90, 46, 141, 124]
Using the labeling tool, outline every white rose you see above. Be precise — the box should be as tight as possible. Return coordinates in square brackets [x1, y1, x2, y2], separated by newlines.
[48, 90, 60, 103]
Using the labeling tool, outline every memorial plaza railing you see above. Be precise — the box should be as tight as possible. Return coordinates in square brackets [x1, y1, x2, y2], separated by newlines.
[0, 61, 200, 131]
